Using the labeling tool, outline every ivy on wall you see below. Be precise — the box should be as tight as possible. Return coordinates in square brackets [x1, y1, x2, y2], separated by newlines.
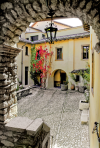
[30, 45, 53, 88]
[30, 45, 36, 74]
[30, 45, 40, 85]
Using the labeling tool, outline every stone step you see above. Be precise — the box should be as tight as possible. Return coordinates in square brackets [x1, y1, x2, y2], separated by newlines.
[81, 109, 89, 124]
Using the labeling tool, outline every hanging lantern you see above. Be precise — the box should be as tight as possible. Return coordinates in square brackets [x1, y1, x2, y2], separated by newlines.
[45, 10, 58, 44]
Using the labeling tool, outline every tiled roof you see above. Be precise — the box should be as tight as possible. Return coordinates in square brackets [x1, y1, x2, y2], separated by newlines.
[56, 32, 89, 41]
[19, 32, 90, 44]
[53, 20, 72, 28]
[19, 37, 33, 44]
[29, 27, 43, 32]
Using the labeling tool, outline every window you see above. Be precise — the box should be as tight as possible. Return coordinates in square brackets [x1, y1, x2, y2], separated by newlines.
[75, 75, 80, 82]
[42, 34, 45, 39]
[25, 67, 28, 85]
[25, 46, 28, 55]
[26, 38, 29, 40]
[83, 46, 89, 59]
[31, 35, 38, 41]
[57, 48, 62, 59]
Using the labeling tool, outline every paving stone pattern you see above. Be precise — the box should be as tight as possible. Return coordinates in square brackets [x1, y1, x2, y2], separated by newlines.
[18, 88, 89, 148]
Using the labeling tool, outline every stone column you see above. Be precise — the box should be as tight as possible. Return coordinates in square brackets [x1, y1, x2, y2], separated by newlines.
[0, 44, 21, 124]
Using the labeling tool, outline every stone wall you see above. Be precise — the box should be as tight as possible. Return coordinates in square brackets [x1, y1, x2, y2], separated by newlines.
[0, 117, 50, 148]
[0, 44, 50, 148]
[0, 44, 21, 124]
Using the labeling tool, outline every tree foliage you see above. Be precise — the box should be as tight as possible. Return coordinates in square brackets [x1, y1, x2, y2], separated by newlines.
[69, 73, 76, 82]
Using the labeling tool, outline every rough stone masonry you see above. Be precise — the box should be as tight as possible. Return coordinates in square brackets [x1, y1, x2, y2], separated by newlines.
[0, 44, 21, 124]
[0, 0, 100, 52]
[0, 45, 50, 148]
[0, 117, 50, 148]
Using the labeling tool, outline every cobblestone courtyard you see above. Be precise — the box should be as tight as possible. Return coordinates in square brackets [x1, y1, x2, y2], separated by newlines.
[18, 88, 89, 148]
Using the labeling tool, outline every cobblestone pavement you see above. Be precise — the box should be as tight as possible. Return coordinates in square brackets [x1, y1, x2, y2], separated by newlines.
[18, 88, 89, 148]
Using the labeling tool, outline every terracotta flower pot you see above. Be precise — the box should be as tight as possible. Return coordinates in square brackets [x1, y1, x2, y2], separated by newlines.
[71, 84, 75, 90]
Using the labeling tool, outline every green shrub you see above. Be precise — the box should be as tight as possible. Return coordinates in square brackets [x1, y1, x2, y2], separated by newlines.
[63, 78, 69, 85]
[20, 86, 24, 89]
[69, 73, 76, 82]
[16, 85, 19, 91]
[79, 62, 90, 90]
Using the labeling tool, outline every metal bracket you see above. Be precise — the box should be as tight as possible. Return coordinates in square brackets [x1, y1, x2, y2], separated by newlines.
[92, 122, 100, 143]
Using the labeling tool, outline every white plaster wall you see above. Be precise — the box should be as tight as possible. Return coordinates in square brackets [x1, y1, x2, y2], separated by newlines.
[32, 21, 69, 32]
[89, 26, 100, 148]
[56, 26, 87, 37]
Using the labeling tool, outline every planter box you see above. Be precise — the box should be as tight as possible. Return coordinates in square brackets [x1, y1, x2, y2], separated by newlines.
[61, 84, 68, 91]
[79, 100, 89, 110]
[81, 109, 89, 124]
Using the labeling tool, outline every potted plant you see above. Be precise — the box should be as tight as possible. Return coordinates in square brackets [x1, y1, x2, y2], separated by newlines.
[79, 83, 90, 110]
[75, 81, 79, 91]
[61, 79, 69, 91]
[79, 90, 89, 110]
[79, 63, 90, 110]
[78, 62, 90, 93]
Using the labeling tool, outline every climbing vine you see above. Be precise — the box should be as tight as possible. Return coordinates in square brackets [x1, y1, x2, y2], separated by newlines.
[30, 44, 53, 88]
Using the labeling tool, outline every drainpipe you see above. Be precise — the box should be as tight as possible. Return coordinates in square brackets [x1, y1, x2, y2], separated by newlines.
[21, 43, 27, 85]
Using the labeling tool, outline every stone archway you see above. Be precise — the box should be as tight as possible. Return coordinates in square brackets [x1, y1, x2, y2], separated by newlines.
[0, 0, 100, 51]
[0, 1, 100, 148]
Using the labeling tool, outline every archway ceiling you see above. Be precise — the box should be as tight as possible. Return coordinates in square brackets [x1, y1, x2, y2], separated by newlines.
[0, 0, 100, 52]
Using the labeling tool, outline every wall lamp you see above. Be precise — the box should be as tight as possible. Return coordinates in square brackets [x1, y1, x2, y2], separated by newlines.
[92, 122, 100, 143]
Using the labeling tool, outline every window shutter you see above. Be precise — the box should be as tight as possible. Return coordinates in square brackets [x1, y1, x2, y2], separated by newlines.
[25, 47, 28, 55]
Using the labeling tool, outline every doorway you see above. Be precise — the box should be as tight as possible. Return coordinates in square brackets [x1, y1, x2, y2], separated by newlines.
[54, 69, 67, 87]
[25, 67, 28, 85]
[61, 73, 66, 84]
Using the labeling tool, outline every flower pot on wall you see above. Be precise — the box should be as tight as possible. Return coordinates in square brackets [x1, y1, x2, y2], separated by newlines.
[61, 84, 68, 91]
[71, 84, 75, 90]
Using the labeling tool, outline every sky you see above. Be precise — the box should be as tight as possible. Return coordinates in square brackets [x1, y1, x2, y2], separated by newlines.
[54, 18, 82, 27]
[30, 18, 82, 27]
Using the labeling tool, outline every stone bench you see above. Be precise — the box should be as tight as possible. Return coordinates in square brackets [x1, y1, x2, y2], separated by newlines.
[16, 87, 32, 100]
